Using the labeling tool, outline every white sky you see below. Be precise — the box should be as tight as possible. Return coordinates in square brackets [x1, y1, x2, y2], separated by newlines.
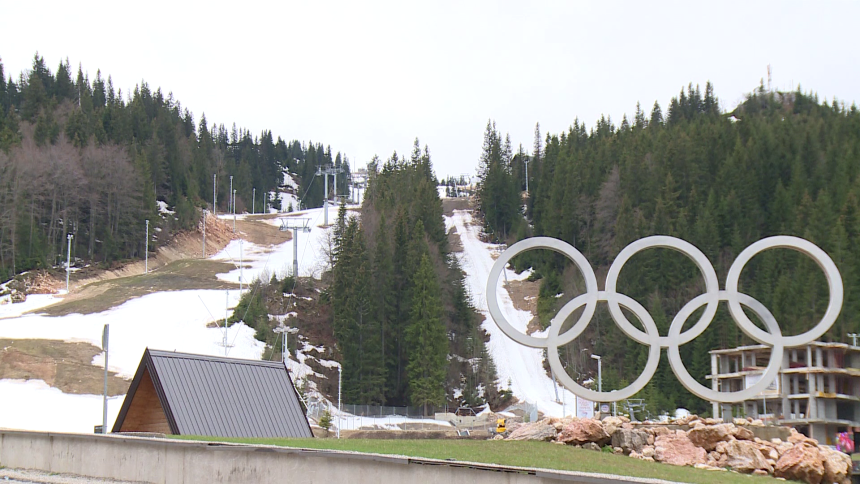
[2, 1, 858, 179]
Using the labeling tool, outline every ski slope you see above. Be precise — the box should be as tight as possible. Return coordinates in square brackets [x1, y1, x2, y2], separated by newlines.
[447, 209, 580, 418]
[0, 203, 347, 433]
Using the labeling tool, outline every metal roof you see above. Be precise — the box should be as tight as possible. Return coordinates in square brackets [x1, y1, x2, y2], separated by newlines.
[112, 348, 313, 438]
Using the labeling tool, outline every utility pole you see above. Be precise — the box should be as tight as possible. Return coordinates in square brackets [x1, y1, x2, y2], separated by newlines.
[202, 210, 207, 258]
[280, 218, 312, 277]
[233, 189, 237, 233]
[252, 188, 255, 215]
[224, 291, 229, 356]
[102, 324, 109, 434]
[65, 234, 73, 293]
[145, 220, 149, 274]
[213, 174, 217, 217]
[239, 240, 243, 293]
[229, 176, 233, 214]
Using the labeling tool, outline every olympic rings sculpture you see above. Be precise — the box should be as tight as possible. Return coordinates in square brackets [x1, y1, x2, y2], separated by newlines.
[486, 236, 843, 403]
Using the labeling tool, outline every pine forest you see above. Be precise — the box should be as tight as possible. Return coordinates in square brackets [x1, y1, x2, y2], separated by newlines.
[476, 82, 860, 415]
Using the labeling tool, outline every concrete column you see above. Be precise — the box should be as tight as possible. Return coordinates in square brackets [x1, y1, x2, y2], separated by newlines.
[711, 353, 720, 418]
[781, 351, 790, 421]
[808, 369, 817, 419]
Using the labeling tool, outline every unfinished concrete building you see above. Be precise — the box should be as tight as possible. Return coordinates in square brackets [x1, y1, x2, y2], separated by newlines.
[707, 342, 860, 444]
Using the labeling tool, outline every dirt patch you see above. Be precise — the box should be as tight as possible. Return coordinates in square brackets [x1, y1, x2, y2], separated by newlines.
[42, 259, 239, 316]
[66, 215, 236, 293]
[447, 227, 464, 253]
[235, 216, 292, 246]
[0, 339, 129, 395]
[503, 278, 540, 333]
[442, 197, 472, 216]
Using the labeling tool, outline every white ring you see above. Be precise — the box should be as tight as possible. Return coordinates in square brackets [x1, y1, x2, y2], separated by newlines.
[547, 292, 662, 401]
[668, 292, 783, 403]
[486, 237, 598, 349]
[486, 235, 842, 403]
[605, 236, 720, 346]
[725, 236, 843, 347]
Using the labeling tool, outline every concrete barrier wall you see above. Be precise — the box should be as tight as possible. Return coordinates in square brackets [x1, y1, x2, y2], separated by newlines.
[0, 430, 669, 484]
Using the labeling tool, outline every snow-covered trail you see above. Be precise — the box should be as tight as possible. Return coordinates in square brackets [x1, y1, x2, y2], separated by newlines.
[0, 200, 350, 433]
[448, 209, 579, 418]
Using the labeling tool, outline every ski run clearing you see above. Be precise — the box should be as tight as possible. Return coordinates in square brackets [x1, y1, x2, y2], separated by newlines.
[0, 197, 577, 434]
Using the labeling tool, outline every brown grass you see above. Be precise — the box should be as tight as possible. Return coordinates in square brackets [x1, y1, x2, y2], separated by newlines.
[0, 339, 129, 395]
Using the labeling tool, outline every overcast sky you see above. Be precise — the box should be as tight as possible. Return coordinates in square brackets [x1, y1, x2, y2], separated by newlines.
[2, 1, 858, 178]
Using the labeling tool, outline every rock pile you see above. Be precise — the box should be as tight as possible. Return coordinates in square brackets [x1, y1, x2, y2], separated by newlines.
[503, 415, 852, 484]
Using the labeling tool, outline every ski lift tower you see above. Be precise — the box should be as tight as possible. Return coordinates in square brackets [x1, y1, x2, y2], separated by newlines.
[280, 217, 312, 277]
[316, 165, 343, 226]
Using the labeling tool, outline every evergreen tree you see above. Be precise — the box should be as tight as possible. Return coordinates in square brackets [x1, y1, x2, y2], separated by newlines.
[406, 254, 448, 414]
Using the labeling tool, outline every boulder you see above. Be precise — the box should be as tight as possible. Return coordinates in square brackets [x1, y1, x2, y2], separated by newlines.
[733, 426, 755, 441]
[601, 416, 626, 436]
[654, 431, 707, 467]
[774, 443, 825, 484]
[687, 424, 735, 451]
[788, 428, 819, 447]
[583, 442, 601, 451]
[641, 445, 655, 459]
[820, 445, 852, 484]
[611, 428, 649, 455]
[557, 418, 610, 446]
[674, 414, 699, 426]
[647, 426, 671, 438]
[722, 439, 773, 474]
[506, 422, 557, 442]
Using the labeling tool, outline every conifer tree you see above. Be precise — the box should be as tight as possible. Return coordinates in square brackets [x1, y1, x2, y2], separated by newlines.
[406, 254, 448, 414]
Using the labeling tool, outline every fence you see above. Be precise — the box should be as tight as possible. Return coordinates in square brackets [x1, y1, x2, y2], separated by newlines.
[339, 404, 450, 418]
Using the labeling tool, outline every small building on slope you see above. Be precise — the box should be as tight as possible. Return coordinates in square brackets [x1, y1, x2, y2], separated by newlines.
[112, 348, 312, 438]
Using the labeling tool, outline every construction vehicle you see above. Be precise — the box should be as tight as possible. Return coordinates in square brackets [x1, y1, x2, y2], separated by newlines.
[493, 418, 507, 437]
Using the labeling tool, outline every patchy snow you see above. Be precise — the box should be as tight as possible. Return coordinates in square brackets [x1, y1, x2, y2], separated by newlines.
[277, 191, 299, 213]
[0, 294, 63, 320]
[282, 171, 299, 190]
[0, 379, 125, 433]
[0, 290, 262, 379]
[333, 414, 454, 431]
[215, 205, 348, 281]
[447, 209, 580, 418]
[0, 289, 263, 433]
[156, 200, 174, 215]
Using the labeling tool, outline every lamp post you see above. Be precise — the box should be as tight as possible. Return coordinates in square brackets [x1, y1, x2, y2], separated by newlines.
[65, 234, 73, 292]
[145, 220, 149, 274]
[337, 365, 342, 439]
[591, 354, 602, 393]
